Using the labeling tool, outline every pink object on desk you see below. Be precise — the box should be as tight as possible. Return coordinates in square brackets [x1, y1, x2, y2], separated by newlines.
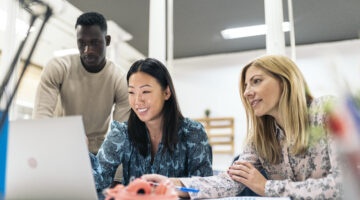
[104, 178, 177, 200]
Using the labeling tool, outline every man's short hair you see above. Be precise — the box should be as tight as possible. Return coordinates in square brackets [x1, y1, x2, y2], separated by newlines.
[75, 12, 107, 33]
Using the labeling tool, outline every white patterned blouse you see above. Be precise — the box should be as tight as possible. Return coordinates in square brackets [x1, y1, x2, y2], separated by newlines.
[180, 96, 342, 199]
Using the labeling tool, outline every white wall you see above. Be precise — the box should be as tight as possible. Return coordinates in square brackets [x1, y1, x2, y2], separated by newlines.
[172, 39, 360, 166]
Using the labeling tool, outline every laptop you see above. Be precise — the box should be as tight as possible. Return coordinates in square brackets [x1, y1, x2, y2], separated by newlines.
[5, 116, 98, 200]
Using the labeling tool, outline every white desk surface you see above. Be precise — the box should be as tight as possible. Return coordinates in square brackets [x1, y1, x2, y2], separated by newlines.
[205, 197, 290, 200]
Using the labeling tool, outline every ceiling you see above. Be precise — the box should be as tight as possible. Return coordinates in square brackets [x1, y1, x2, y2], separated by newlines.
[66, 0, 360, 59]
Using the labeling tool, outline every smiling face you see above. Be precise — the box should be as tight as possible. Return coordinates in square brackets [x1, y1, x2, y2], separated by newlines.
[128, 72, 171, 125]
[243, 65, 282, 120]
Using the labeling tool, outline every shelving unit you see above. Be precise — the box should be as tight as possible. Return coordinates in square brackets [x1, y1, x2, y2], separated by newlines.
[194, 117, 234, 154]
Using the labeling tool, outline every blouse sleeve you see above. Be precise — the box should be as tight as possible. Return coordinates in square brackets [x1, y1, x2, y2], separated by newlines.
[264, 134, 342, 198]
[91, 121, 130, 190]
[265, 96, 343, 198]
[185, 120, 213, 177]
[180, 143, 262, 199]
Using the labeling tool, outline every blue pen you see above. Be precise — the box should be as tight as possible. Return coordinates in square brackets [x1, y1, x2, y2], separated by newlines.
[151, 182, 199, 193]
[175, 186, 199, 193]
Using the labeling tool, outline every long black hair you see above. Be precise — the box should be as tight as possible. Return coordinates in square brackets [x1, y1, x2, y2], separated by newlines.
[126, 58, 184, 157]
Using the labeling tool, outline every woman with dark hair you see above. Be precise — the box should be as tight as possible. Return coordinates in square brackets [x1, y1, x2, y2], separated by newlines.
[90, 58, 213, 191]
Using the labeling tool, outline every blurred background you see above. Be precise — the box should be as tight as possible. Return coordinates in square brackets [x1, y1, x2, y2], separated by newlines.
[1, 0, 360, 170]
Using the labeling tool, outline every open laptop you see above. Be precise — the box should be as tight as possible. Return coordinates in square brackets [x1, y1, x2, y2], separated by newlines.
[5, 116, 98, 200]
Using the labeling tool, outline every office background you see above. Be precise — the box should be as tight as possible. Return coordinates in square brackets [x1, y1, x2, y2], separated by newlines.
[1, 0, 359, 170]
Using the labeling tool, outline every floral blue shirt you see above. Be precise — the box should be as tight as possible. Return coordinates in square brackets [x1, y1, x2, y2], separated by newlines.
[90, 118, 213, 190]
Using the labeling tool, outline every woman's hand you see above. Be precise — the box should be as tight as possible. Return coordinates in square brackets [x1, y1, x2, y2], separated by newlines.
[228, 161, 267, 196]
[141, 174, 169, 184]
[141, 174, 190, 198]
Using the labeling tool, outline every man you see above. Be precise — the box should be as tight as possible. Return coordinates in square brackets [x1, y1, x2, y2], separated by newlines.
[33, 12, 130, 154]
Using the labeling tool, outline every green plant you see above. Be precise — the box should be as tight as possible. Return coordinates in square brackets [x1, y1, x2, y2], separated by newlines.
[204, 109, 211, 117]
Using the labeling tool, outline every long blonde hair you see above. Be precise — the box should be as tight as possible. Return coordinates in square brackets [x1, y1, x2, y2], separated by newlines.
[239, 55, 313, 164]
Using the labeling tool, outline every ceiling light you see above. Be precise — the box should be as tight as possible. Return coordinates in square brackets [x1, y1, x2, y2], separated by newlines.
[221, 22, 290, 39]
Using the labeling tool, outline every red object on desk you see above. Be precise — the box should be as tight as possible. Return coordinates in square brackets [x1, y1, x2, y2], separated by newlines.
[104, 178, 177, 200]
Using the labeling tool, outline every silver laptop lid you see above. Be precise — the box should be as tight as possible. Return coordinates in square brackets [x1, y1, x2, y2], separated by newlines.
[6, 116, 97, 200]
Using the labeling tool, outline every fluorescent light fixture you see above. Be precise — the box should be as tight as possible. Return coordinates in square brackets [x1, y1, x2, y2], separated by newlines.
[53, 48, 79, 57]
[221, 22, 290, 39]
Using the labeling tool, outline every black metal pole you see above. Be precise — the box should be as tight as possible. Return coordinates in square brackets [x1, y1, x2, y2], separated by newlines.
[0, 2, 53, 132]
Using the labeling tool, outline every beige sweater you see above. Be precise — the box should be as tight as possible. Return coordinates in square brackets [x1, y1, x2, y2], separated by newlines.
[33, 54, 130, 153]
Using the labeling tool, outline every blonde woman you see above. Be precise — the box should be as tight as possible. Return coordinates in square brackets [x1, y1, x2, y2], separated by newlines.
[142, 55, 342, 199]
